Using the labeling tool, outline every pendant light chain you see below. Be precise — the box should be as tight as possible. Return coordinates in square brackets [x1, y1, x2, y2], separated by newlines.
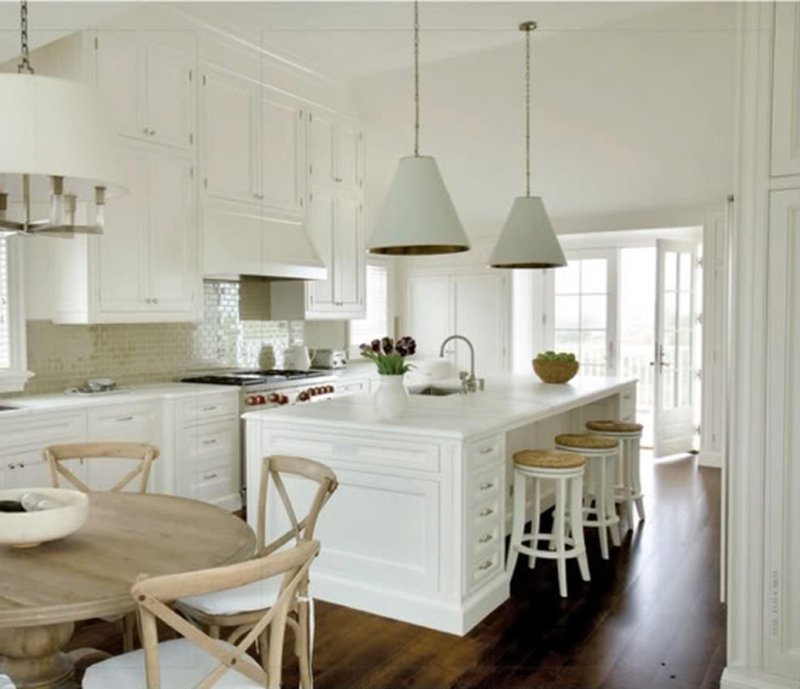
[413, 0, 420, 157]
[18, 0, 33, 75]
[524, 23, 533, 197]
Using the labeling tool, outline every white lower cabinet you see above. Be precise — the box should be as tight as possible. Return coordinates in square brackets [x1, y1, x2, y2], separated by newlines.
[172, 392, 241, 511]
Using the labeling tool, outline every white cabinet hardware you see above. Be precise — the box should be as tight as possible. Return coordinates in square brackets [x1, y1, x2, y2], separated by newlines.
[479, 507, 494, 517]
[478, 559, 493, 571]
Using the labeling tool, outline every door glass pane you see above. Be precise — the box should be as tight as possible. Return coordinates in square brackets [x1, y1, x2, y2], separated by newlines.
[581, 295, 606, 329]
[555, 261, 580, 294]
[664, 291, 678, 331]
[678, 292, 692, 329]
[554, 329, 580, 353]
[679, 252, 692, 291]
[581, 330, 607, 375]
[555, 295, 580, 329]
[581, 259, 607, 294]
[664, 252, 678, 291]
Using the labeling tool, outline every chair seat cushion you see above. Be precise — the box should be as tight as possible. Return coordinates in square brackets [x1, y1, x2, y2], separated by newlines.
[586, 420, 644, 434]
[514, 450, 585, 469]
[179, 577, 281, 616]
[82, 638, 263, 689]
[555, 433, 619, 450]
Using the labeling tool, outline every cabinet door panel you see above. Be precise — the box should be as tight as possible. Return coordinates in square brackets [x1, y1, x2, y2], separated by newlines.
[453, 274, 508, 376]
[406, 276, 452, 357]
[308, 112, 335, 184]
[771, 3, 800, 176]
[202, 68, 259, 206]
[307, 190, 336, 311]
[1, 452, 58, 490]
[95, 32, 146, 140]
[146, 43, 193, 151]
[335, 196, 365, 312]
[261, 94, 303, 215]
[148, 153, 197, 315]
[97, 147, 149, 314]
[336, 123, 362, 189]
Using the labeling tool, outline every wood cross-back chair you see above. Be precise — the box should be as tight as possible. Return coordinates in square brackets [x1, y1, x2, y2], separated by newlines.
[82, 540, 320, 689]
[177, 455, 338, 689]
[44, 442, 160, 494]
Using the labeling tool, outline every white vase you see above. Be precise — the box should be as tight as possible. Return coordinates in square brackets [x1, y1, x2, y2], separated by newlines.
[373, 374, 408, 419]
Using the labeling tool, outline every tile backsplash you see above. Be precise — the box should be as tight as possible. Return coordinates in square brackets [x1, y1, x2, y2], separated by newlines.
[14, 281, 311, 396]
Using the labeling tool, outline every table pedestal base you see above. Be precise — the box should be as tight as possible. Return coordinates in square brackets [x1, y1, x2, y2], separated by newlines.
[0, 623, 76, 689]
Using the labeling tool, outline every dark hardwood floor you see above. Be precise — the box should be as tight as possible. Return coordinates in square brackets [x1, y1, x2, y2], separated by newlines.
[70, 453, 725, 689]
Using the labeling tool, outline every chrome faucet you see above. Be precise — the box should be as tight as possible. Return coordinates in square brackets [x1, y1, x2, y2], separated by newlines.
[439, 334, 484, 393]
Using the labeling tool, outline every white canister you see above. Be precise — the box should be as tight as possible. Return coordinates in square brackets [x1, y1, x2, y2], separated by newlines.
[373, 374, 409, 419]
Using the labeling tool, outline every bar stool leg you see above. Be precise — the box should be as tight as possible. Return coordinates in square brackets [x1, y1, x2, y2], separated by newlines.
[632, 436, 645, 521]
[608, 454, 622, 547]
[554, 477, 568, 597]
[528, 477, 541, 569]
[570, 474, 590, 582]
[622, 438, 635, 528]
[507, 470, 527, 576]
[593, 457, 610, 560]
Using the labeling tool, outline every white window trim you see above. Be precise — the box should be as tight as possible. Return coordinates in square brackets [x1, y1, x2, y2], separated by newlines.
[347, 256, 393, 358]
[0, 236, 33, 393]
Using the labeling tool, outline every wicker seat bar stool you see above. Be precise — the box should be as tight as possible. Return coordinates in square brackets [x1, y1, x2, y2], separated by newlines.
[554, 433, 621, 560]
[506, 450, 591, 597]
[586, 420, 645, 529]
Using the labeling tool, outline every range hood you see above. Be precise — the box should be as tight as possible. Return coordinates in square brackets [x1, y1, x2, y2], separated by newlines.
[202, 209, 327, 281]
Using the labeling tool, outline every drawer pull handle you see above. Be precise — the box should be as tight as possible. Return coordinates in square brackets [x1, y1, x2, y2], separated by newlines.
[478, 533, 493, 543]
[479, 447, 494, 455]
[479, 507, 494, 517]
[202, 406, 218, 412]
[202, 439, 218, 446]
[479, 481, 494, 491]
[202, 472, 218, 480]
[478, 559, 493, 571]
[117, 416, 134, 422]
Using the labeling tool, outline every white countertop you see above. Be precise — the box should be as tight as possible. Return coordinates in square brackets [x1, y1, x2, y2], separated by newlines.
[244, 374, 636, 439]
[0, 383, 235, 418]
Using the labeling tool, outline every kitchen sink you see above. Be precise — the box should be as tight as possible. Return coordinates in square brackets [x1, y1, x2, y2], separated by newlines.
[410, 386, 461, 397]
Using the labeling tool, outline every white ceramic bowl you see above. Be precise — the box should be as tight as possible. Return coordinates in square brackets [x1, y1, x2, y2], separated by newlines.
[0, 488, 89, 548]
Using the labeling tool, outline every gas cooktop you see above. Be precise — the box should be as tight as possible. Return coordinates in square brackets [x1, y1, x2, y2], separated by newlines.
[181, 369, 329, 387]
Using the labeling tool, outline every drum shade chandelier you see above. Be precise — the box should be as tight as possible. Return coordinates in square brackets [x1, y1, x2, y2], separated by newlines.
[0, 0, 125, 236]
[489, 21, 565, 269]
[368, 0, 470, 255]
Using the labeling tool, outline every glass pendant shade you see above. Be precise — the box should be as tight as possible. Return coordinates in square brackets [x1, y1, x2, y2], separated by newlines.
[489, 196, 566, 268]
[368, 156, 469, 255]
[0, 73, 125, 235]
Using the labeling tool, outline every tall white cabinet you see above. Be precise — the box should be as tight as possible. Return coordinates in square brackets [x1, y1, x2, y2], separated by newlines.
[724, 3, 800, 688]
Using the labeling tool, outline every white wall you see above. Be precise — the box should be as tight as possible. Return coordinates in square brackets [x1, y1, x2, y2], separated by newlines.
[355, 3, 737, 243]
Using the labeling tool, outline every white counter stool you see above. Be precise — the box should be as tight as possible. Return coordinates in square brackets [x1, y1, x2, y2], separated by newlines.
[506, 450, 591, 598]
[586, 420, 645, 529]
[554, 434, 621, 560]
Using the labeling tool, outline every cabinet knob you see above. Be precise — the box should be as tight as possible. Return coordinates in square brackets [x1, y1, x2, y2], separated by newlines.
[152, 297, 158, 304]
[479, 507, 494, 517]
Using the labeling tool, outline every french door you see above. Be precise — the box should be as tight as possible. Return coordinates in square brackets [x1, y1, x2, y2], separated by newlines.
[653, 240, 698, 457]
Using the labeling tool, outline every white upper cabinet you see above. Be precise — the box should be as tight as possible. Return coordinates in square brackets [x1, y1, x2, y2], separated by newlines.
[95, 32, 194, 151]
[306, 189, 337, 311]
[334, 194, 365, 311]
[772, 2, 800, 177]
[308, 110, 364, 192]
[201, 66, 260, 209]
[260, 90, 305, 216]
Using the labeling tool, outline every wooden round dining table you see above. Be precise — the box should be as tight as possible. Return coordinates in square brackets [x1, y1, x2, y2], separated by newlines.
[0, 492, 256, 689]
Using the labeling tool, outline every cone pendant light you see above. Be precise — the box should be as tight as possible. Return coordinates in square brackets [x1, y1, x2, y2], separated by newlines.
[490, 21, 565, 269]
[368, 1, 469, 255]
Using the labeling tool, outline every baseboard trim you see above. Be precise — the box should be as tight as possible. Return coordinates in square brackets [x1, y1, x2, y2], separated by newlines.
[721, 667, 800, 689]
[698, 450, 724, 469]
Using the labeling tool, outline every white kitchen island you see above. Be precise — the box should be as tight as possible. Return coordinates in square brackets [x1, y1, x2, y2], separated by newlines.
[244, 375, 636, 635]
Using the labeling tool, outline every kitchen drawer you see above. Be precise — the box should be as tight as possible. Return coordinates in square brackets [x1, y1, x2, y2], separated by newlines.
[469, 547, 503, 589]
[466, 517, 502, 560]
[0, 410, 86, 453]
[466, 435, 504, 471]
[190, 462, 237, 502]
[468, 495, 503, 534]
[266, 430, 441, 474]
[0, 449, 63, 489]
[183, 420, 238, 469]
[88, 402, 157, 438]
[177, 392, 239, 424]
[468, 465, 503, 506]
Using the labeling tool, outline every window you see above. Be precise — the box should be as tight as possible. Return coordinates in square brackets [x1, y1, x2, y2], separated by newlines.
[0, 236, 30, 392]
[552, 251, 617, 376]
[349, 262, 390, 356]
